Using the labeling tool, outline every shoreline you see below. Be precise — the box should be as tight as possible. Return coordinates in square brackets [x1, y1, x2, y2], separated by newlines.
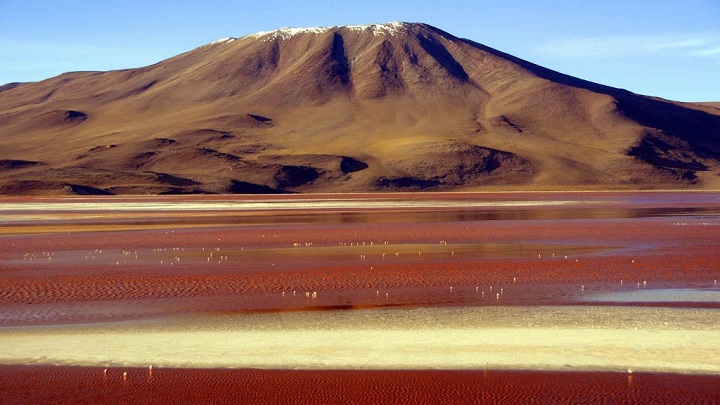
[1, 188, 720, 199]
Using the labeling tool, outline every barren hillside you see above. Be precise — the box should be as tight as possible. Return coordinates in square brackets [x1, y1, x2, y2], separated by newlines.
[1, 22, 719, 194]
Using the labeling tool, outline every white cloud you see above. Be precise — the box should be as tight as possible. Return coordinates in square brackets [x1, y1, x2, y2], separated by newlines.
[538, 33, 720, 59]
[691, 46, 720, 57]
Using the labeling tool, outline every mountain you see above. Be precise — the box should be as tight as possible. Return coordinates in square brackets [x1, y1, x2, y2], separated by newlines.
[1, 22, 719, 195]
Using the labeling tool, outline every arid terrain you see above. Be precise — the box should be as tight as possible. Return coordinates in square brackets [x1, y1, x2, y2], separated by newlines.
[0, 192, 719, 402]
[1, 23, 720, 195]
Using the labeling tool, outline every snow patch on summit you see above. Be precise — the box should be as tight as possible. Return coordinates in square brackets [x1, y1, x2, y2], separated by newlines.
[210, 37, 237, 45]
[250, 26, 328, 40]
[246, 22, 412, 41]
[346, 22, 409, 35]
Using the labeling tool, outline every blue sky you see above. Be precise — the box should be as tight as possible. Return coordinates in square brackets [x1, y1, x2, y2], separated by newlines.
[1, 0, 718, 101]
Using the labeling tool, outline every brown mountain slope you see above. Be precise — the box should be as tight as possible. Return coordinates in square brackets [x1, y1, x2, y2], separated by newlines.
[695, 102, 720, 110]
[1, 22, 719, 195]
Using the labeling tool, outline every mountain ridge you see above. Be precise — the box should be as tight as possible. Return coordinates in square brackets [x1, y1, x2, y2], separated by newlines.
[1, 22, 719, 195]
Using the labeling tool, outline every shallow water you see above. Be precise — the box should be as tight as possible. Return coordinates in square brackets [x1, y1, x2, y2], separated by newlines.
[3, 366, 719, 405]
[585, 288, 720, 303]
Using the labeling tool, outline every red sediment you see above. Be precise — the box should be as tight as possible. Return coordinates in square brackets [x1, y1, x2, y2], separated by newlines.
[1, 365, 719, 404]
[1, 206, 719, 325]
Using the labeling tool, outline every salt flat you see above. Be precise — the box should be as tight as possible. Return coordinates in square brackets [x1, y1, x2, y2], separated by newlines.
[1, 306, 718, 373]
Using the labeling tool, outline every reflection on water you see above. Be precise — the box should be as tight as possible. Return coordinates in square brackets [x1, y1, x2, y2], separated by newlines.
[2, 207, 720, 230]
[0, 199, 578, 212]
[1, 192, 720, 228]
[0, 207, 720, 225]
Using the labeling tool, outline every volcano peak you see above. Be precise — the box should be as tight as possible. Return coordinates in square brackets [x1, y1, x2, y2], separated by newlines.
[246, 21, 417, 41]
[0, 23, 719, 195]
